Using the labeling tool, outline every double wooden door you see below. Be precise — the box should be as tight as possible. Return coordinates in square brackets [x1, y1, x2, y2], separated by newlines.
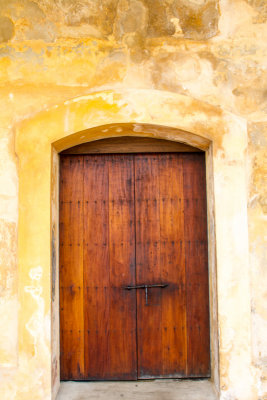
[60, 153, 210, 380]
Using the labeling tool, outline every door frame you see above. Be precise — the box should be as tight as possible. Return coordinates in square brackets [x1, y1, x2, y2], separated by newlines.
[56, 127, 216, 387]
[15, 89, 252, 400]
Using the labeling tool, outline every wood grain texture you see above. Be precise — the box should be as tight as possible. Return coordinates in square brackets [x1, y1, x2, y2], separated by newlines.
[83, 155, 110, 379]
[61, 137, 202, 155]
[135, 154, 162, 378]
[61, 155, 137, 380]
[182, 153, 210, 377]
[107, 155, 137, 379]
[135, 154, 187, 378]
[159, 154, 187, 377]
[59, 152, 210, 381]
[60, 156, 84, 380]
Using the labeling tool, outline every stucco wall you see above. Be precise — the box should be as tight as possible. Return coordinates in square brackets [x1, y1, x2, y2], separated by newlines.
[0, 1, 266, 399]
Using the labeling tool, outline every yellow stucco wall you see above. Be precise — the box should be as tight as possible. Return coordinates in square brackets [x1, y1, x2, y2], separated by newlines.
[0, 1, 266, 399]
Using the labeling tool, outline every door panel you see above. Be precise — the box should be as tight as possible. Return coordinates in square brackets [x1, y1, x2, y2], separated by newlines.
[182, 154, 210, 376]
[60, 156, 85, 380]
[134, 155, 163, 378]
[60, 155, 137, 380]
[135, 154, 187, 378]
[104, 155, 136, 379]
[60, 152, 210, 381]
[83, 154, 110, 380]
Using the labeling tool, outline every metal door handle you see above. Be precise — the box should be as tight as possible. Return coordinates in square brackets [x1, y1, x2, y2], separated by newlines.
[124, 284, 168, 290]
[124, 283, 168, 305]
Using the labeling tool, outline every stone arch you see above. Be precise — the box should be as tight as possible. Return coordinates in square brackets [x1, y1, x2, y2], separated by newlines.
[15, 90, 253, 400]
[53, 122, 210, 153]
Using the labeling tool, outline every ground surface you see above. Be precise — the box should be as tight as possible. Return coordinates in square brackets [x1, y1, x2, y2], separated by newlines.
[57, 379, 216, 400]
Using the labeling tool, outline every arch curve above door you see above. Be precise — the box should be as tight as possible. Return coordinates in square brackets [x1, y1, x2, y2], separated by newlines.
[14, 89, 250, 398]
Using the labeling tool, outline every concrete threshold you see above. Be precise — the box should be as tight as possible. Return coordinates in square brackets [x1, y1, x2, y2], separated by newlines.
[57, 379, 217, 400]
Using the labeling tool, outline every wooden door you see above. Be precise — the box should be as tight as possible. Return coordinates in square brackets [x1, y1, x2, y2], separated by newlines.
[135, 154, 210, 378]
[60, 155, 137, 380]
[59, 152, 210, 380]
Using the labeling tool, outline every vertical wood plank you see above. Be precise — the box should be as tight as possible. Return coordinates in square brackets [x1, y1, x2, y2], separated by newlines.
[182, 153, 210, 377]
[59, 156, 84, 380]
[108, 155, 137, 379]
[159, 154, 187, 377]
[135, 154, 187, 378]
[83, 154, 137, 380]
[135, 154, 163, 378]
[83, 155, 110, 379]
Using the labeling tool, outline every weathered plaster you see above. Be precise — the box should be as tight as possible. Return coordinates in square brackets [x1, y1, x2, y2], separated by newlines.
[7, 89, 255, 400]
[247, 122, 267, 398]
[0, 1, 266, 399]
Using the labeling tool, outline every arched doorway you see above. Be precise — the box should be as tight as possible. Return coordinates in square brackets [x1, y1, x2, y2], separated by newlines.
[16, 89, 252, 399]
[59, 136, 210, 380]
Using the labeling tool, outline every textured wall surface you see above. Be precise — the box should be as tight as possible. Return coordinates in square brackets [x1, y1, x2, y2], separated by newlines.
[0, 1, 266, 399]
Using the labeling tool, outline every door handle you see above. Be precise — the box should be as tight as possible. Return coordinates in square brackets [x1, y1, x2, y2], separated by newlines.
[124, 284, 168, 305]
[124, 284, 168, 290]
